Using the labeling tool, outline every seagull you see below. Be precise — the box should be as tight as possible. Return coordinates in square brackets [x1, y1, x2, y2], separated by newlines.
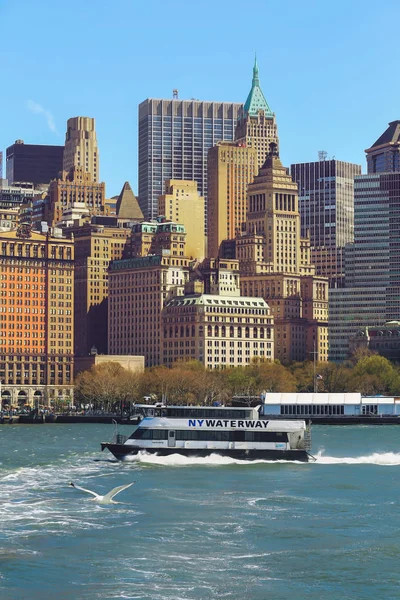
[69, 481, 135, 505]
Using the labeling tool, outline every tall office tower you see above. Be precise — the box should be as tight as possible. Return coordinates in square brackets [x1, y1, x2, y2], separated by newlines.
[236, 144, 329, 363]
[161, 261, 274, 368]
[0, 227, 74, 407]
[108, 254, 190, 366]
[68, 222, 131, 357]
[158, 179, 205, 260]
[138, 98, 242, 222]
[0, 151, 3, 178]
[329, 122, 400, 361]
[290, 159, 362, 287]
[45, 167, 106, 226]
[63, 117, 99, 182]
[6, 140, 64, 185]
[207, 142, 257, 258]
[235, 58, 279, 170]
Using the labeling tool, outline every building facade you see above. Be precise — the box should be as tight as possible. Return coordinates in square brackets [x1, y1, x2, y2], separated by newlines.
[207, 142, 257, 258]
[6, 140, 64, 186]
[108, 255, 190, 366]
[236, 145, 329, 363]
[329, 121, 400, 361]
[158, 179, 205, 260]
[290, 159, 362, 287]
[138, 98, 242, 222]
[69, 222, 131, 357]
[0, 228, 74, 407]
[45, 167, 106, 227]
[162, 291, 273, 368]
[63, 117, 99, 182]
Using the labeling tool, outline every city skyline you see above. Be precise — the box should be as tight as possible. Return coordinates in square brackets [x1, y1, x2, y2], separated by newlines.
[1, 0, 399, 196]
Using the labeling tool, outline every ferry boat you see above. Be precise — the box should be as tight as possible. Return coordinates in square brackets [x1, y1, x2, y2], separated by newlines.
[101, 404, 312, 462]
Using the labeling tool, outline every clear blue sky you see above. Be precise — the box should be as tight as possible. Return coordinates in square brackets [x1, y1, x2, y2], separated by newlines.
[1, 0, 399, 197]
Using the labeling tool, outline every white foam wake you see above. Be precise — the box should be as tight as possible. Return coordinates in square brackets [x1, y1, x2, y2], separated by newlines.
[125, 450, 400, 467]
[314, 451, 400, 466]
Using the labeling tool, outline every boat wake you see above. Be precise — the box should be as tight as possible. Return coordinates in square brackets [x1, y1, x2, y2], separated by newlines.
[314, 450, 400, 465]
[124, 450, 400, 467]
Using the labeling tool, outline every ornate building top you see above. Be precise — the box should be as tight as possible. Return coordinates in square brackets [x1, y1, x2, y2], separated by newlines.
[243, 57, 273, 118]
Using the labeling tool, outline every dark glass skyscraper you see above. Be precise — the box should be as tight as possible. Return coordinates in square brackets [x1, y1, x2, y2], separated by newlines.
[138, 99, 242, 223]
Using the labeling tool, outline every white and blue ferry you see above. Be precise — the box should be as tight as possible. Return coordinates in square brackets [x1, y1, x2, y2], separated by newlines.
[101, 404, 312, 462]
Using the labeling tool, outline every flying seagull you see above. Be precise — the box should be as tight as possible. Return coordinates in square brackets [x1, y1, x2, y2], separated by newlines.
[69, 481, 135, 504]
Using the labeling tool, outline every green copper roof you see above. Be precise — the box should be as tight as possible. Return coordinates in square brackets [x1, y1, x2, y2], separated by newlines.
[244, 57, 273, 118]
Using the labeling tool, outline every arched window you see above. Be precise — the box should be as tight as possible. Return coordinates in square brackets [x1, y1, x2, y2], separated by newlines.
[175, 326, 179, 337]
[208, 325, 212, 336]
[169, 327, 173, 338]
[245, 327, 250, 338]
[215, 326, 219, 337]
[180, 326, 184, 337]
[260, 328, 265, 339]
[186, 326, 190, 337]
[230, 326, 234, 337]
[238, 327, 242, 338]
[192, 325, 195, 337]
[266, 328, 271, 339]
[221, 326, 226, 337]
[253, 327, 258, 338]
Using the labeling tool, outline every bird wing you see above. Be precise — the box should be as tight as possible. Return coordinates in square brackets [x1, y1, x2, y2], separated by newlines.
[71, 484, 100, 499]
[103, 482, 136, 502]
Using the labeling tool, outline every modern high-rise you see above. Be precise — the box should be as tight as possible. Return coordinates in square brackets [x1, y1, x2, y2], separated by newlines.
[158, 179, 205, 260]
[235, 58, 279, 170]
[138, 98, 242, 222]
[6, 140, 64, 186]
[290, 159, 362, 287]
[236, 144, 329, 363]
[63, 117, 99, 182]
[329, 121, 400, 361]
[207, 142, 257, 258]
[0, 227, 74, 407]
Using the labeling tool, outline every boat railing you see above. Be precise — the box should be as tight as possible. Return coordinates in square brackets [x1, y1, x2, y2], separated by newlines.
[303, 425, 312, 451]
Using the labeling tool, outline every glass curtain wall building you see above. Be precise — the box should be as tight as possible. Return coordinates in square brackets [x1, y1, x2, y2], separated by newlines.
[138, 99, 242, 224]
[290, 159, 361, 288]
[329, 121, 400, 360]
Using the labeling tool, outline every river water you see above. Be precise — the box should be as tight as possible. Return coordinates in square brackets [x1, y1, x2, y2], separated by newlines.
[1, 424, 400, 600]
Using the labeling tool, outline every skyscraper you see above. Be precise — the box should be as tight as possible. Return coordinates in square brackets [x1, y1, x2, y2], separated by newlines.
[237, 144, 329, 363]
[291, 159, 361, 287]
[138, 98, 242, 222]
[207, 142, 257, 258]
[6, 140, 64, 186]
[235, 57, 279, 170]
[63, 117, 99, 182]
[329, 121, 400, 361]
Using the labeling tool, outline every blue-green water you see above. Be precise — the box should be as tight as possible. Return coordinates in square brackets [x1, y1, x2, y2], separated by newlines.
[1, 424, 400, 600]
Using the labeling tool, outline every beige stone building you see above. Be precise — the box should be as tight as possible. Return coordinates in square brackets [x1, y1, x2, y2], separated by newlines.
[45, 167, 106, 227]
[108, 255, 190, 366]
[158, 180, 205, 260]
[237, 145, 329, 363]
[162, 272, 274, 368]
[207, 142, 257, 258]
[63, 117, 99, 182]
[74, 354, 144, 378]
[124, 219, 187, 259]
[69, 222, 131, 357]
[0, 227, 74, 407]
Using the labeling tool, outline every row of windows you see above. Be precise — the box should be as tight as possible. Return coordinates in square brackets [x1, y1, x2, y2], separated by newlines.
[130, 429, 288, 442]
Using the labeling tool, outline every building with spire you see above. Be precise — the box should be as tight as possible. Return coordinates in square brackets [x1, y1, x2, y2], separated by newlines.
[237, 143, 329, 363]
[207, 59, 278, 257]
[115, 182, 144, 223]
[235, 57, 279, 170]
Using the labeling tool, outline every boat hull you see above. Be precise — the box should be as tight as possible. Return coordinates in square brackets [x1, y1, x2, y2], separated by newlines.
[101, 443, 310, 462]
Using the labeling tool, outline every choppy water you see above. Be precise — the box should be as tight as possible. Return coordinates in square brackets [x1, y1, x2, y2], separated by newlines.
[1, 424, 400, 600]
